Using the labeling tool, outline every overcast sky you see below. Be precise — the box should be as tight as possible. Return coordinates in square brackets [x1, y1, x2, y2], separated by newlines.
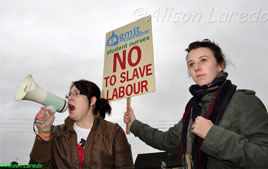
[1, 0, 268, 164]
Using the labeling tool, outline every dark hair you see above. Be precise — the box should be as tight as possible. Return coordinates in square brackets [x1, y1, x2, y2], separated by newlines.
[185, 39, 226, 68]
[71, 80, 111, 119]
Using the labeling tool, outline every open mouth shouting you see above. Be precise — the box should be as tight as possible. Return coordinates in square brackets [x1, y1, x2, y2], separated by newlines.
[68, 103, 76, 113]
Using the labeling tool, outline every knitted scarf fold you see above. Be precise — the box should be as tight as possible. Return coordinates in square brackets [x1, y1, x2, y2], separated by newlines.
[179, 72, 237, 169]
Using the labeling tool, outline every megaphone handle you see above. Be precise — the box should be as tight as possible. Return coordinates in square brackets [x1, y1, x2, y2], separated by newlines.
[35, 106, 57, 124]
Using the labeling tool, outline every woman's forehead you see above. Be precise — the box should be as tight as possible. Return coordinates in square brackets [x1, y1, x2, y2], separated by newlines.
[187, 47, 214, 60]
[70, 85, 80, 92]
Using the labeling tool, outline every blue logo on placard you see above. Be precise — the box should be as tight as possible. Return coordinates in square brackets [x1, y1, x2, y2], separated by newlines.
[106, 32, 119, 46]
[106, 26, 150, 47]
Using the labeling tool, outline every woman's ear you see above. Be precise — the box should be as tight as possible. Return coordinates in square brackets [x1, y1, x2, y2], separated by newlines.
[90, 96, 97, 106]
[218, 61, 225, 72]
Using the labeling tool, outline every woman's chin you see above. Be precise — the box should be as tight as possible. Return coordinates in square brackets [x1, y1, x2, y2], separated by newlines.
[198, 82, 209, 87]
[196, 80, 211, 87]
[69, 112, 76, 119]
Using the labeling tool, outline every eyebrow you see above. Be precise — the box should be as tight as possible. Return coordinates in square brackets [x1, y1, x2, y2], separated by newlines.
[199, 55, 208, 59]
[69, 90, 80, 93]
[187, 55, 208, 63]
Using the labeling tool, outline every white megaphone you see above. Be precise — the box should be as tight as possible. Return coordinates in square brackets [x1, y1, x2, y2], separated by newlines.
[16, 74, 68, 124]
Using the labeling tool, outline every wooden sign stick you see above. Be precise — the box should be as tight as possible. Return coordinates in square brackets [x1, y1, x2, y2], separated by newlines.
[126, 97, 131, 134]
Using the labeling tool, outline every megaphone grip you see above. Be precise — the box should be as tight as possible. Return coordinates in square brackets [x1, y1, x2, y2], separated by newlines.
[34, 106, 57, 124]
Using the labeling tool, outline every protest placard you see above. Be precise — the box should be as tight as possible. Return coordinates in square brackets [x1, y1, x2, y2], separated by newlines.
[103, 16, 155, 101]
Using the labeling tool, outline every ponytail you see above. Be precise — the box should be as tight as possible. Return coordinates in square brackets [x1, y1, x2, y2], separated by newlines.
[95, 98, 111, 119]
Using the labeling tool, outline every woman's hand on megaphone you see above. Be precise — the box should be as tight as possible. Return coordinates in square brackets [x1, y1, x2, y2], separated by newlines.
[35, 107, 55, 131]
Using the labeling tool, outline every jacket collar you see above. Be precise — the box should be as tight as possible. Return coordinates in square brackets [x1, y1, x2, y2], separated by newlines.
[64, 115, 101, 132]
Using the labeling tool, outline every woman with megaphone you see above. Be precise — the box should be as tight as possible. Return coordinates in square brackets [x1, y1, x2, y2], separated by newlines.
[29, 80, 134, 169]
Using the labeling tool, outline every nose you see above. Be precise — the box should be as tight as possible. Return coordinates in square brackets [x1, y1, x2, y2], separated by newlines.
[194, 62, 201, 72]
[68, 95, 75, 100]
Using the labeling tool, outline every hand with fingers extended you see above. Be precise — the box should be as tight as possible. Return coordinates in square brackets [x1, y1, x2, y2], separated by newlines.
[123, 107, 136, 128]
[35, 107, 55, 131]
[191, 116, 214, 139]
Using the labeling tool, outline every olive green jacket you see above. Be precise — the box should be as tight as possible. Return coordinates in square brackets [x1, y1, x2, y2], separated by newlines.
[131, 90, 268, 169]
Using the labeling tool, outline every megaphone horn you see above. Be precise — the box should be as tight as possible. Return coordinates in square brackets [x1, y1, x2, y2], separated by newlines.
[16, 74, 68, 124]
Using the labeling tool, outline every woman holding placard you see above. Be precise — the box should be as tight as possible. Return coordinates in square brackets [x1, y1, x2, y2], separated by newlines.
[124, 39, 268, 169]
